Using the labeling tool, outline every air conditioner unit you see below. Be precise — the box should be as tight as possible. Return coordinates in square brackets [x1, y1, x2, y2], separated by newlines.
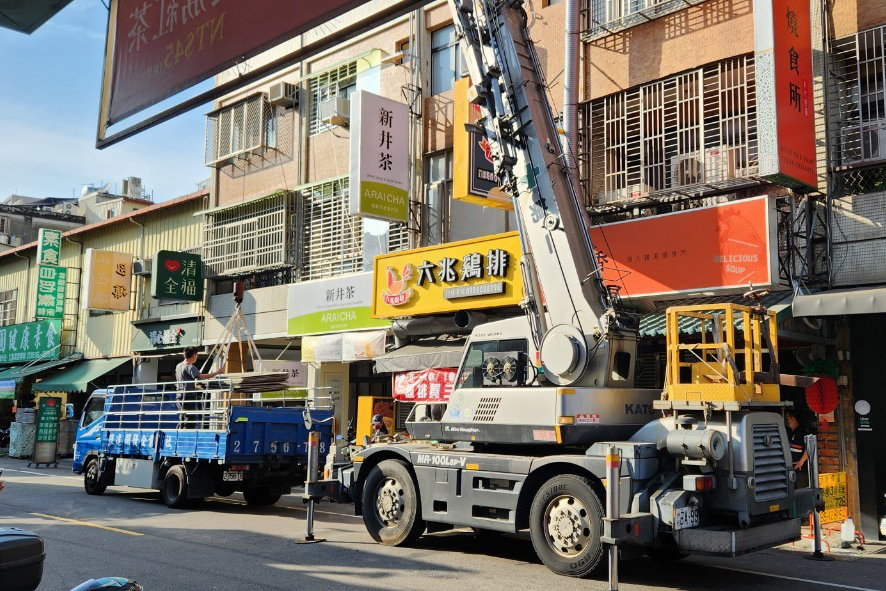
[704, 146, 738, 183]
[132, 259, 152, 276]
[0, 234, 9, 245]
[670, 153, 704, 187]
[269, 82, 299, 108]
[10, 236, 22, 247]
[319, 96, 350, 127]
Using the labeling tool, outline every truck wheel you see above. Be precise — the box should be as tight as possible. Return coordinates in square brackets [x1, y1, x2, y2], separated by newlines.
[162, 465, 190, 509]
[529, 474, 604, 578]
[361, 459, 425, 546]
[84, 458, 107, 496]
[243, 488, 282, 506]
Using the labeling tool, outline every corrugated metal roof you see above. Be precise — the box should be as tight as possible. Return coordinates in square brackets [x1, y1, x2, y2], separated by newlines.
[638, 292, 794, 338]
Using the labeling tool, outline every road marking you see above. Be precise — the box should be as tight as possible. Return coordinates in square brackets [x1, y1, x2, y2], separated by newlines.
[30, 513, 143, 536]
[2, 468, 80, 480]
[700, 563, 882, 591]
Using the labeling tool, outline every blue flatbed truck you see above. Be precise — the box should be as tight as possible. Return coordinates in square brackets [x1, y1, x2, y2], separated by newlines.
[72, 381, 334, 508]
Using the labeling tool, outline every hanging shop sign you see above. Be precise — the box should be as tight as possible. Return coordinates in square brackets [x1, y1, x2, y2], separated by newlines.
[0, 319, 61, 365]
[754, 0, 817, 190]
[393, 368, 457, 402]
[819, 472, 849, 524]
[36, 228, 62, 266]
[589, 196, 778, 298]
[453, 78, 512, 211]
[0, 380, 15, 400]
[372, 232, 524, 318]
[131, 318, 203, 353]
[34, 265, 67, 319]
[301, 330, 386, 363]
[82, 249, 132, 312]
[349, 90, 410, 222]
[254, 360, 309, 388]
[98, 0, 374, 130]
[287, 272, 390, 337]
[151, 250, 204, 301]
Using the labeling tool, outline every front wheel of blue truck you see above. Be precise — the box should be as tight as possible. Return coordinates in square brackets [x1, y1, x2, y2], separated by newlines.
[83, 458, 107, 496]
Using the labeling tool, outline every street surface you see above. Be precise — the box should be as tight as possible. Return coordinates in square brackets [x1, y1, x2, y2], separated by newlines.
[1, 458, 883, 591]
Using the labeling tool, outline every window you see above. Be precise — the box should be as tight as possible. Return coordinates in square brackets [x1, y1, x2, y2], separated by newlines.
[424, 151, 512, 246]
[584, 55, 758, 204]
[457, 339, 529, 389]
[544, 0, 563, 5]
[205, 94, 272, 167]
[300, 178, 410, 280]
[0, 289, 16, 326]
[0, 217, 9, 234]
[308, 61, 358, 136]
[831, 25, 886, 167]
[431, 25, 466, 95]
[397, 39, 411, 65]
[81, 395, 106, 428]
[203, 192, 299, 277]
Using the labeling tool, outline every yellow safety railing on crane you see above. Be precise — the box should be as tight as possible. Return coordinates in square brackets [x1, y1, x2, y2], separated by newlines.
[664, 302, 781, 403]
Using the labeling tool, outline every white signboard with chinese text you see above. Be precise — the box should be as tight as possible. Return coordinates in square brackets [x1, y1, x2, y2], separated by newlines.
[255, 360, 309, 388]
[287, 272, 389, 337]
[82, 249, 133, 312]
[349, 90, 409, 222]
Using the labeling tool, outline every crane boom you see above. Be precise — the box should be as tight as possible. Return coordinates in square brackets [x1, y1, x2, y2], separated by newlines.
[447, 0, 638, 387]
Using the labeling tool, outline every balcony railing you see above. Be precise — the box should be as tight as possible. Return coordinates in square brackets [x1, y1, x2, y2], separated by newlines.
[581, 0, 707, 41]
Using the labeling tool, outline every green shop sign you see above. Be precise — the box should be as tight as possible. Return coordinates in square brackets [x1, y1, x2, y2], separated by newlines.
[36, 396, 62, 443]
[0, 319, 62, 365]
[287, 272, 389, 337]
[151, 250, 204, 301]
[35, 264, 67, 319]
[37, 228, 62, 266]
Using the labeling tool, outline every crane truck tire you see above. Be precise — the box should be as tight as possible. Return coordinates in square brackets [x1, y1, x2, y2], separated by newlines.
[529, 474, 605, 578]
[361, 459, 426, 546]
[83, 458, 107, 496]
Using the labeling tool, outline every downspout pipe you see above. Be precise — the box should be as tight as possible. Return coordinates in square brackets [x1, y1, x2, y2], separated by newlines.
[563, 0, 583, 203]
[12, 251, 30, 321]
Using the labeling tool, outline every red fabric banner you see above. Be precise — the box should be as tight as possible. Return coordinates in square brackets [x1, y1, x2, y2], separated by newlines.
[393, 369, 457, 402]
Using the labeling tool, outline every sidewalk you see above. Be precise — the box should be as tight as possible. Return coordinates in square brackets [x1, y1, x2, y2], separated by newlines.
[781, 518, 885, 558]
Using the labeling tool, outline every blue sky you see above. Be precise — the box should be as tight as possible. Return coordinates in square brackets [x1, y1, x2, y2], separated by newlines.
[0, 0, 209, 202]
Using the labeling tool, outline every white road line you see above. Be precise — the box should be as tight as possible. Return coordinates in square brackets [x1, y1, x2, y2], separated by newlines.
[699, 563, 883, 591]
[1, 467, 80, 480]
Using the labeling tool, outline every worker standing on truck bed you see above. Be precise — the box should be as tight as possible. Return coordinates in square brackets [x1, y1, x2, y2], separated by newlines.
[175, 346, 219, 429]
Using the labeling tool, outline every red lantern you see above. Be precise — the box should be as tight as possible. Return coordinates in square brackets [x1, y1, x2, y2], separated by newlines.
[806, 376, 838, 415]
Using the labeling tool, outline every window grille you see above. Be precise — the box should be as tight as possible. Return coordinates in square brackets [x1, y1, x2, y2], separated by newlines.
[584, 55, 759, 207]
[0, 217, 9, 234]
[830, 25, 886, 168]
[203, 192, 298, 277]
[205, 94, 272, 167]
[0, 289, 17, 327]
[581, 0, 706, 42]
[308, 61, 358, 136]
[299, 178, 409, 280]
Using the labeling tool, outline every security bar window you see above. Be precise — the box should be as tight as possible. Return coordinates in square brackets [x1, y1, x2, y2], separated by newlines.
[582, 0, 706, 41]
[584, 55, 758, 205]
[308, 61, 358, 136]
[831, 25, 886, 167]
[431, 25, 467, 95]
[205, 94, 271, 167]
[0, 289, 17, 327]
[0, 217, 9, 234]
[299, 178, 410, 281]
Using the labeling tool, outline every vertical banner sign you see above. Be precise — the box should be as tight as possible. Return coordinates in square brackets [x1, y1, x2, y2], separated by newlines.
[35, 265, 67, 319]
[36, 229, 62, 266]
[0, 319, 62, 364]
[818, 472, 849, 524]
[82, 249, 132, 312]
[453, 78, 512, 211]
[349, 90, 409, 222]
[151, 250, 204, 301]
[33, 396, 62, 466]
[754, 0, 817, 190]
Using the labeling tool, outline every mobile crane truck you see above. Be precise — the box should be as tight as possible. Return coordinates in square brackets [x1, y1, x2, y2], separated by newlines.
[347, 0, 820, 578]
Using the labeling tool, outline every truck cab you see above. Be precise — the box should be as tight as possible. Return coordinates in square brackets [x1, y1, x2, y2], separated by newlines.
[72, 390, 107, 474]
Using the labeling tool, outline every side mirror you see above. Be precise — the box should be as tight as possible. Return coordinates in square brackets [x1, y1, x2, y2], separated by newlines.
[66, 404, 75, 419]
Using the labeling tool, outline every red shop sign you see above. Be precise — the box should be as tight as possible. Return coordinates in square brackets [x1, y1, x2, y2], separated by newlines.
[393, 369, 457, 402]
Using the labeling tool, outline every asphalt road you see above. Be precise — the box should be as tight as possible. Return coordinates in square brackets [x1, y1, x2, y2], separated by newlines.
[1, 458, 883, 591]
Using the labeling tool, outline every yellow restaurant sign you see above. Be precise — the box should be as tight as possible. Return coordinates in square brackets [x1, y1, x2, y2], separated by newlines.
[372, 232, 524, 318]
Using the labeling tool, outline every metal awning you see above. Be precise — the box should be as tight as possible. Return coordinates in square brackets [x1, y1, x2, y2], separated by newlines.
[0, 0, 75, 34]
[0, 353, 83, 383]
[374, 337, 466, 374]
[638, 293, 794, 338]
[792, 287, 886, 317]
[32, 357, 132, 392]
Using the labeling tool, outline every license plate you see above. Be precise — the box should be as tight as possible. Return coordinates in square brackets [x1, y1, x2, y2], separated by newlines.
[222, 470, 244, 482]
[674, 505, 699, 530]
